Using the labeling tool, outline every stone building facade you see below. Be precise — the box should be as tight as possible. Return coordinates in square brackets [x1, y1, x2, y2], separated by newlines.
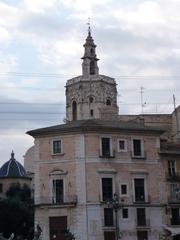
[26, 29, 180, 240]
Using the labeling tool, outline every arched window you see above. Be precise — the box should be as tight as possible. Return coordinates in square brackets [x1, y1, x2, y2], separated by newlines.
[90, 48, 94, 55]
[90, 61, 95, 75]
[89, 96, 94, 103]
[90, 109, 94, 117]
[106, 99, 111, 106]
[72, 101, 77, 120]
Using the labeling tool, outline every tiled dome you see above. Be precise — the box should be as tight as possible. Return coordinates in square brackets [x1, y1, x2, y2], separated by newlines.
[0, 151, 27, 178]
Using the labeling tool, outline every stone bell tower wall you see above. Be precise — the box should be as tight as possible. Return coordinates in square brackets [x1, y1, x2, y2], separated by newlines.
[66, 76, 118, 121]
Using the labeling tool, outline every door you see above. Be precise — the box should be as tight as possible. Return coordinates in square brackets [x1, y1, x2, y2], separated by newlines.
[104, 231, 115, 240]
[49, 216, 67, 240]
[137, 230, 148, 240]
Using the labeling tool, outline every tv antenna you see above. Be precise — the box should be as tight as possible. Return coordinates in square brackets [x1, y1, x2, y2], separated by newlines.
[140, 86, 146, 113]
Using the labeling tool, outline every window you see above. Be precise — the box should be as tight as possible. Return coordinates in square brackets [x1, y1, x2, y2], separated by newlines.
[104, 208, 114, 226]
[101, 137, 111, 157]
[52, 179, 64, 204]
[90, 61, 95, 75]
[90, 109, 94, 117]
[137, 231, 148, 240]
[170, 183, 179, 199]
[118, 139, 127, 152]
[52, 140, 62, 154]
[90, 48, 94, 55]
[89, 96, 94, 103]
[134, 178, 145, 202]
[168, 160, 176, 176]
[171, 208, 180, 225]
[122, 208, 128, 219]
[137, 208, 146, 226]
[132, 139, 144, 158]
[0, 184, 3, 193]
[121, 184, 127, 195]
[106, 99, 111, 106]
[72, 100, 77, 120]
[102, 178, 113, 201]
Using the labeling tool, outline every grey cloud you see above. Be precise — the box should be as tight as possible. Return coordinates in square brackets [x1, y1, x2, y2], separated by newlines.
[18, 11, 76, 40]
[0, 95, 65, 132]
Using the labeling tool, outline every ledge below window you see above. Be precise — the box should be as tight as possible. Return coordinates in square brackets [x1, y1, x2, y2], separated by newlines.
[51, 153, 65, 156]
[131, 152, 146, 160]
[99, 150, 115, 158]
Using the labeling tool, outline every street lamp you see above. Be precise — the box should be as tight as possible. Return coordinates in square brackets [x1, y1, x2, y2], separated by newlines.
[107, 193, 123, 240]
[64, 229, 75, 240]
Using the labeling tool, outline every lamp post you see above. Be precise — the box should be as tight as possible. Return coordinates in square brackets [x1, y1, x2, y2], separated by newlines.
[64, 229, 75, 240]
[107, 193, 123, 240]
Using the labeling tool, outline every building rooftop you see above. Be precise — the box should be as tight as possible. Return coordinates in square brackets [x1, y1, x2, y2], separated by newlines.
[0, 151, 27, 178]
[27, 119, 165, 137]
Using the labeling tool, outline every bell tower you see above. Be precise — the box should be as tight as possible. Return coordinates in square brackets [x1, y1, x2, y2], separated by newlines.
[65, 28, 119, 121]
[81, 27, 99, 77]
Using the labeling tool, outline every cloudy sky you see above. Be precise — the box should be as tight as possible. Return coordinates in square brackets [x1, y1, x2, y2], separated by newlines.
[0, 0, 180, 166]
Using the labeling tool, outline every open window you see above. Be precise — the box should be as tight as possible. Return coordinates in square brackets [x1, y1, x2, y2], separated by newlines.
[52, 179, 64, 204]
[168, 160, 176, 176]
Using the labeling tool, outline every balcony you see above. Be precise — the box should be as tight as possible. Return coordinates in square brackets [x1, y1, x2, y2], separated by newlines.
[99, 149, 115, 159]
[133, 195, 151, 204]
[131, 151, 146, 160]
[171, 219, 180, 226]
[136, 219, 150, 228]
[160, 142, 180, 155]
[168, 196, 180, 203]
[166, 173, 180, 182]
[35, 195, 77, 207]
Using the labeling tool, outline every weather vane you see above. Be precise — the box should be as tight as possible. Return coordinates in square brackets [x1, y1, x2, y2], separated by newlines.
[87, 17, 91, 34]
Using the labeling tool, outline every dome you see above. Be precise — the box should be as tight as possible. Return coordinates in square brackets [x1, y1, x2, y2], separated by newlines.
[0, 151, 27, 178]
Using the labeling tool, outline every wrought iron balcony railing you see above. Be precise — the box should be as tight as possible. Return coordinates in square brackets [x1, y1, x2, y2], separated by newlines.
[168, 195, 180, 203]
[166, 172, 180, 182]
[99, 149, 115, 158]
[132, 195, 151, 204]
[136, 219, 150, 228]
[131, 151, 146, 160]
[35, 195, 77, 206]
